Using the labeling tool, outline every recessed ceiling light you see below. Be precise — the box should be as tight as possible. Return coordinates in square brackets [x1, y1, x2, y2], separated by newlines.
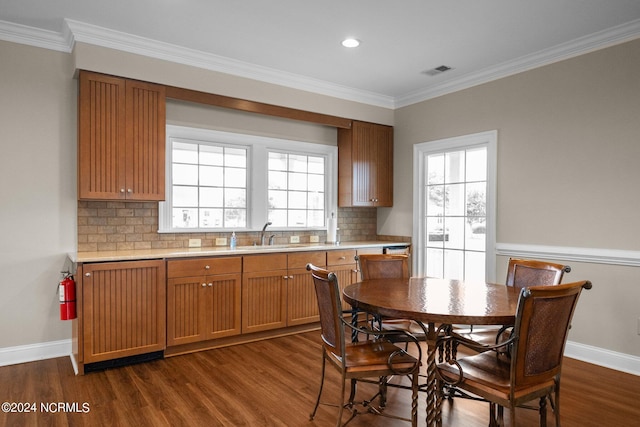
[341, 38, 360, 48]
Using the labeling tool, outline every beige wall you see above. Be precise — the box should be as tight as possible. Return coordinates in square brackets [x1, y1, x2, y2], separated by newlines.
[389, 38, 640, 356]
[0, 41, 77, 347]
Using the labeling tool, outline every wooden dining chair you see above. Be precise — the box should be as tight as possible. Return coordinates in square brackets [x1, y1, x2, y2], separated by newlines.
[436, 280, 592, 427]
[356, 254, 410, 281]
[306, 263, 421, 427]
[453, 258, 571, 348]
[354, 254, 426, 339]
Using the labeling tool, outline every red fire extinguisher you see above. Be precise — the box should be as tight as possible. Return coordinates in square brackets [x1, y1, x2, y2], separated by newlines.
[59, 272, 77, 320]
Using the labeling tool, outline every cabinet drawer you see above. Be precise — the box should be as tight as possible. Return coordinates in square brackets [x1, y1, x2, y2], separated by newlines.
[356, 247, 384, 256]
[288, 251, 326, 269]
[243, 254, 287, 273]
[327, 249, 357, 266]
[167, 257, 242, 278]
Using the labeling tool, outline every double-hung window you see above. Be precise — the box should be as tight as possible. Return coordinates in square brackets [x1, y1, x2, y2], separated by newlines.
[171, 141, 248, 229]
[268, 152, 326, 227]
[159, 125, 337, 232]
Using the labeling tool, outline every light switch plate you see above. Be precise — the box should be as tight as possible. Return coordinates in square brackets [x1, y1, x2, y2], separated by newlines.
[188, 238, 201, 248]
[309, 235, 319, 243]
[215, 237, 227, 246]
[290, 235, 300, 244]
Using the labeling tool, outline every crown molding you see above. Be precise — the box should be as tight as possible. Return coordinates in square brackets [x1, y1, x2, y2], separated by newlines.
[2, 18, 640, 109]
[63, 19, 395, 109]
[395, 18, 640, 108]
[0, 19, 73, 52]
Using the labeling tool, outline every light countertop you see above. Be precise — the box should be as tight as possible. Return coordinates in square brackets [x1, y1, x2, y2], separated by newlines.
[71, 241, 410, 263]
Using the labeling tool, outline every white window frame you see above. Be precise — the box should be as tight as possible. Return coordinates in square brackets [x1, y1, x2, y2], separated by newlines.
[412, 130, 497, 282]
[159, 125, 338, 233]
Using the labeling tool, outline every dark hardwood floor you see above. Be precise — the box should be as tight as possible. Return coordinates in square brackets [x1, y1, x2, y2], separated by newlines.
[1, 331, 639, 426]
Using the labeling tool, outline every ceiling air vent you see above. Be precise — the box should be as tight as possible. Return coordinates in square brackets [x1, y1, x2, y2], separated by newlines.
[423, 65, 453, 76]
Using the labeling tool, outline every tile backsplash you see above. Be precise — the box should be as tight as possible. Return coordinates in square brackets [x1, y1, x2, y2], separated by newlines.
[77, 201, 407, 252]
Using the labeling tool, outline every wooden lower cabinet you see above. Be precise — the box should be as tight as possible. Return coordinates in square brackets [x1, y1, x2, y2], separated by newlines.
[242, 251, 327, 333]
[82, 259, 166, 364]
[166, 257, 242, 346]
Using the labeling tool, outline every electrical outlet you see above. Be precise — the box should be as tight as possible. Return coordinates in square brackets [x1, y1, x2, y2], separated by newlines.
[290, 235, 300, 244]
[188, 238, 201, 248]
[215, 237, 227, 246]
[309, 235, 319, 243]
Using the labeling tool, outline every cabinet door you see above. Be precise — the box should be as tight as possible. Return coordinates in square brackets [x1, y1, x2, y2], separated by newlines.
[78, 71, 127, 200]
[82, 260, 166, 363]
[286, 251, 326, 325]
[242, 270, 287, 334]
[167, 277, 206, 346]
[125, 80, 165, 200]
[287, 267, 321, 326]
[338, 121, 393, 207]
[78, 71, 166, 201]
[205, 273, 242, 340]
[167, 257, 242, 346]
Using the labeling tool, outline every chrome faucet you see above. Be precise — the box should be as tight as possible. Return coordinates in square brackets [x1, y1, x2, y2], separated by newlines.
[260, 221, 272, 245]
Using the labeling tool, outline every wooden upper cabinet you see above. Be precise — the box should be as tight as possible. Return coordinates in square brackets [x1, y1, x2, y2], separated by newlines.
[78, 71, 166, 201]
[338, 120, 393, 207]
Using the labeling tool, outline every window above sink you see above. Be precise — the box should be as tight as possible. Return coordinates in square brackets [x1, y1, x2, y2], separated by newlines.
[159, 125, 338, 233]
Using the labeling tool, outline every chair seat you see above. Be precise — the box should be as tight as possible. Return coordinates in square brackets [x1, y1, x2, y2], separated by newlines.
[453, 325, 506, 347]
[438, 350, 555, 403]
[327, 340, 419, 374]
[379, 319, 427, 337]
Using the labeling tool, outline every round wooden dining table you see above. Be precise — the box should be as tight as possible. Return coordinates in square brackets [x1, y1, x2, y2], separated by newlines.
[343, 276, 520, 427]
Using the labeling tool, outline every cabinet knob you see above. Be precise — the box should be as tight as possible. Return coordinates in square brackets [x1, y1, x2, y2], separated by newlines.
[205, 265, 210, 270]
[127, 189, 133, 193]
[283, 276, 288, 279]
[85, 272, 91, 277]
[339, 256, 346, 260]
[202, 283, 207, 287]
[120, 189, 125, 193]
[208, 283, 213, 287]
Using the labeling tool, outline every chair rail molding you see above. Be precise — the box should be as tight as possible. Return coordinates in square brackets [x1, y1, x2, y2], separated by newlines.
[496, 243, 640, 267]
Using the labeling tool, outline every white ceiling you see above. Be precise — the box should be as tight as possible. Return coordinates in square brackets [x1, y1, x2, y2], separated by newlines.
[2, 0, 640, 108]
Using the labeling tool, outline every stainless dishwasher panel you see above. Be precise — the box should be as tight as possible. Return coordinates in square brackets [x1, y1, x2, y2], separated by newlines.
[382, 245, 411, 255]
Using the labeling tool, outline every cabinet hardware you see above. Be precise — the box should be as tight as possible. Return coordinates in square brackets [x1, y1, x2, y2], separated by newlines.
[205, 265, 210, 270]
[85, 272, 91, 277]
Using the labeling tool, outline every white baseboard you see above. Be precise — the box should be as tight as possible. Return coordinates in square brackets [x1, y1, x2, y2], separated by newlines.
[0, 337, 638, 377]
[0, 339, 71, 368]
[565, 340, 640, 376]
